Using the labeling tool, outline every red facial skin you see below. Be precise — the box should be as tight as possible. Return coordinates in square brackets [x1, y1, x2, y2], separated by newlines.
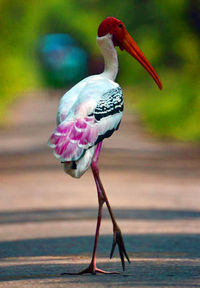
[98, 17, 125, 50]
[98, 17, 162, 90]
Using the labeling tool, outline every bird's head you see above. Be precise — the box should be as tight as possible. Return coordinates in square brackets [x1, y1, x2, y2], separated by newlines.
[98, 17, 162, 90]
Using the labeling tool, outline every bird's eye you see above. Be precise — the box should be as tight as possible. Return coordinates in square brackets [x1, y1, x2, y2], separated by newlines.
[118, 24, 123, 28]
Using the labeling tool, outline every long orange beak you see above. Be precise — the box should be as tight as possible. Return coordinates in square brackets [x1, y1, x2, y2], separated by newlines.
[121, 30, 162, 90]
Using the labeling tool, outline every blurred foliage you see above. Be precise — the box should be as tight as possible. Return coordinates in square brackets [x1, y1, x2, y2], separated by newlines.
[0, 0, 199, 141]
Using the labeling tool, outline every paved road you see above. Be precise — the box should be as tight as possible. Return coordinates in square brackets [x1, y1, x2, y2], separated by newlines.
[1, 91, 200, 287]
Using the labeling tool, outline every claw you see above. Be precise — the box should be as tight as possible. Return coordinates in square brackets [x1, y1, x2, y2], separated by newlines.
[110, 228, 131, 271]
[61, 263, 120, 275]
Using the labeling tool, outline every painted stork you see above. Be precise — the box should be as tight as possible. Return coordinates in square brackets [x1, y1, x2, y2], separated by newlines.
[48, 17, 162, 275]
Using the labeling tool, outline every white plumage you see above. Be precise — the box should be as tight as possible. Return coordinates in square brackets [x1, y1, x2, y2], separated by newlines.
[48, 35, 123, 178]
[48, 16, 162, 275]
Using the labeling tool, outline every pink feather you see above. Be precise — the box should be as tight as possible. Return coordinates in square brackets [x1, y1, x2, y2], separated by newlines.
[48, 116, 98, 161]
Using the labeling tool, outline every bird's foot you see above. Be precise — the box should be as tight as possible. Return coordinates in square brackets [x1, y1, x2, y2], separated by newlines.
[61, 262, 119, 275]
[110, 226, 131, 270]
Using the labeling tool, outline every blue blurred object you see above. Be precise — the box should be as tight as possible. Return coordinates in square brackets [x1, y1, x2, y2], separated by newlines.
[38, 34, 88, 87]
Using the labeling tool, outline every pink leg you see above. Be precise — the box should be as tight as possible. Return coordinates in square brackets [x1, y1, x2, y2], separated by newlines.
[62, 195, 115, 275]
[62, 142, 129, 275]
[91, 142, 130, 271]
[62, 143, 119, 275]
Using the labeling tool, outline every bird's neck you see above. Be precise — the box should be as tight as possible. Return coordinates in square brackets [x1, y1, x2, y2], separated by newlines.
[96, 34, 118, 81]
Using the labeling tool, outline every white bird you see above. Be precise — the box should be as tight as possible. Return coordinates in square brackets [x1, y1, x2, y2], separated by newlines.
[48, 16, 162, 275]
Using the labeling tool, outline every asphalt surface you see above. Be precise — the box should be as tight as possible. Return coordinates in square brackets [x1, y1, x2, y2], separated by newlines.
[1, 91, 200, 287]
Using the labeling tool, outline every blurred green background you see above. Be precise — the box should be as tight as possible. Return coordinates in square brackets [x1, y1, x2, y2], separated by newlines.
[0, 0, 199, 141]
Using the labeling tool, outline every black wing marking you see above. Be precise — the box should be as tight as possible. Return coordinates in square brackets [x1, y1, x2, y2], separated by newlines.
[89, 87, 123, 145]
[92, 87, 123, 121]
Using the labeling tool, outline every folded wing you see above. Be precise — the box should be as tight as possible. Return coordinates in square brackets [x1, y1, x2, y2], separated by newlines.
[48, 87, 123, 162]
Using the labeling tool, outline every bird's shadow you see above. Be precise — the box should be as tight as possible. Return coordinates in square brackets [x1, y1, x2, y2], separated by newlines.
[1, 207, 200, 225]
[1, 208, 200, 285]
[1, 259, 200, 286]
[1, 233, 200, 285]
[1, 234, 200, 259]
